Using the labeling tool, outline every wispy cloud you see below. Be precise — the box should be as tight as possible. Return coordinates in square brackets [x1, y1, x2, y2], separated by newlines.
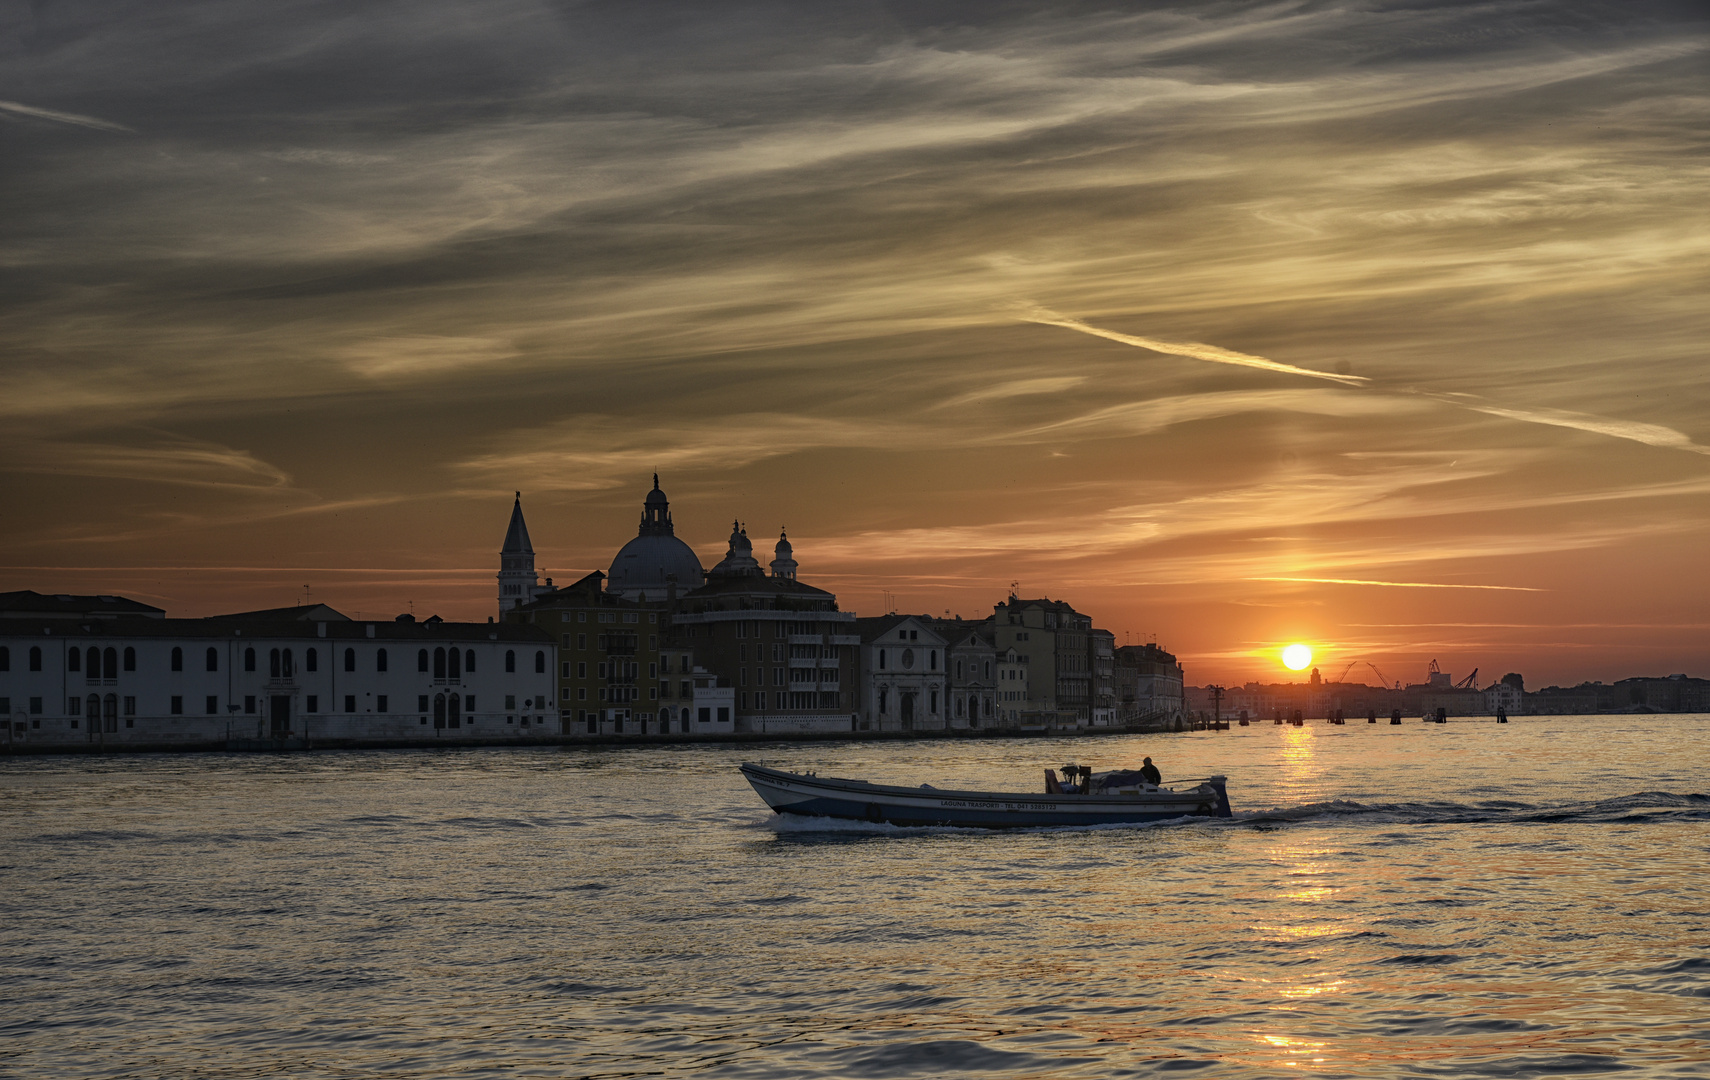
[1017, 305, 1371, 386]
[0, 100, 133, 133]
[1250, 576, 1543, 592]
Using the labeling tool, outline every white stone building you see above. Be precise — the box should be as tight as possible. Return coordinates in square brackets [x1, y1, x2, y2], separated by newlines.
[0, 595, 557, 749]
[854, 615, 950, 731]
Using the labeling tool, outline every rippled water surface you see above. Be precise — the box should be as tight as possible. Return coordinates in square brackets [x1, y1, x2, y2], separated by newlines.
[3, 717, 1708, 1078]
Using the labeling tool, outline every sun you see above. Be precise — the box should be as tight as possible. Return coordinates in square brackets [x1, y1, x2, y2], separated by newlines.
[1282, 643, 1313, 671]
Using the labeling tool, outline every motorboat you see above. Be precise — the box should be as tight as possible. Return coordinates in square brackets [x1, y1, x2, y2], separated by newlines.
[740, 762, 1231, 828]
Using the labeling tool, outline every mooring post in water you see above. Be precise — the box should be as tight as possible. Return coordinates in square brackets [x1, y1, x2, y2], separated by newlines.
[1496, 707, 1508, 724]
[1390, 709, 1402, 725]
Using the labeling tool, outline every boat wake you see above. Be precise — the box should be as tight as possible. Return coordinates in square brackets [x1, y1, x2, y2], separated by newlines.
[751, 791, 1710, 836]
[1226, 790, 1709, 827]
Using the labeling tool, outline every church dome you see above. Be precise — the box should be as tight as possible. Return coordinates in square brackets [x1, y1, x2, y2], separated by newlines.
[606, 478, 704, 599]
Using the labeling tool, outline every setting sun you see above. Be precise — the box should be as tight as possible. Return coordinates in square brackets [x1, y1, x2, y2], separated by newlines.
[1282, 643, 1313, 671]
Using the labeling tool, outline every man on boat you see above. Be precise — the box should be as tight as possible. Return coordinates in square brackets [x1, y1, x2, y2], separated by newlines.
[1139, 757, 1161, 786]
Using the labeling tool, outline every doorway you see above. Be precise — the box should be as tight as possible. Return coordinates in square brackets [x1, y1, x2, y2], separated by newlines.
[270, 696, 290, 735]
[901, 692, 915, 730]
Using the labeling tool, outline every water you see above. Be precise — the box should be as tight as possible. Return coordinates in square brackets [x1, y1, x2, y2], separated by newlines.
[2, 717, 1707, 1078]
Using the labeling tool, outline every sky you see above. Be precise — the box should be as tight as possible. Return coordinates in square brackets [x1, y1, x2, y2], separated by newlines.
[3, 1, 1707, 688]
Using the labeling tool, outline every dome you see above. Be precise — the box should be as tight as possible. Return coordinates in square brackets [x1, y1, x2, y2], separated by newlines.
[606, 476, 704, 599]
[607, 533, 704, 600]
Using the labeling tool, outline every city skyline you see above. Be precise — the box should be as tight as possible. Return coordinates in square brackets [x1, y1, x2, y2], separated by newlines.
[4, 3, 1708, 687]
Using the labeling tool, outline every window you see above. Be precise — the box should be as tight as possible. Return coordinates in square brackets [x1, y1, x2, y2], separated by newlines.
[306, 648, 317, 672]
[377, 695, 388, 712]
[599, 613, 614, 624]
[879, 689, 888, 713]
[244, 647, 256, 672]
[344, 695, 356, 713]
[535, 651, 546, 674]
[103, 647, 118, 679]
[577, 634, 586, 649]
[434, 647, 446, 679]
[67, 648, 78, 672]
[123, 696, 136, 716]
[270, 648, 281, 678]
[681, 680, 691, 698]
[29, 696, 43, 715]
[930, 650, 938, 671]
[623, 613, 638, 624]
[984, 661, 991, 679]
[465, 649, 476, 672]
[418, 695, 429, 713]
[206, 696, 219, 715]
[171, 647, 183, 672]
[879, 649, 887, 670]
[207, 647, 219, 672]
[123, 647, 136, 671]
[170, 696, 183, 715]
[648, 662, 657, 678]
[717, 707, 730, 723]
[597, 662, 607, 679]
[505, 650, 516, 673]
[561, 661, 570, 678]
[930, 690, 939, 713]
[244, 696, 255, 714]
[0, 646, 7, 671]
[577, 662, 587, 678]
[773, 668, 785, 686]
[505, 694, 516, 710]
[577, 613, 587, 624]
[69, 697, 81, 714]
[577, 688, 586, 701]
[376, 648, 388, 673]
[462, 695, 473, 711]
[30, 645, 43, 671]
[86, 647, 99, 677]
[344, 648, 356, 672]
[698, 707, 711, 724]
[418, 649, 429, 673]
[307, 695, 318, 713]
[448, 648, 461, 680]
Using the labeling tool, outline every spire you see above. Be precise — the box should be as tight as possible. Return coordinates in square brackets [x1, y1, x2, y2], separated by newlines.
[497, 493, 540, 614]
[502, 492, 533, 554]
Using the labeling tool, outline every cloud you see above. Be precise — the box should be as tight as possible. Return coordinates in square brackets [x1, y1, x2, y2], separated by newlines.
[1432, 394, 1710, 456]
[1016, 305, 1371, 386]
[1250, 576, 1543, 592]
[339, 335, 520, 380]
[1, 435, 290, 489]
[0, 100, 133, 133]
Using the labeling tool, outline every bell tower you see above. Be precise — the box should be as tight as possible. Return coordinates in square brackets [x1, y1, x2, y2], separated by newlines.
[497, 492, 539, 614]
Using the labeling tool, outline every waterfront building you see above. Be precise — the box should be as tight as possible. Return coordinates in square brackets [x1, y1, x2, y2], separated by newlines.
[1484, 673, 1525, 716]
[497, 494, 557, 614]
[854, 615, 950, 731]
[989, 595, 1093, 727]
[993, 647, 1031, 725]
[933, 621, 997, 729]
[0, 597, 556, 749]
[1090, 629, 1116, 725]
[505, 570, 666, 736]
[667, 523, 857, 735]
[1114, 642, 1185, 723]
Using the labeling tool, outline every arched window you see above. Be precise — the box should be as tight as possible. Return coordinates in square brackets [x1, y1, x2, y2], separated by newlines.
[207, 647, 219, 672]
[659, 707, 670, 732]
[104, 648, 118, 679]
[505, 650, 516, 673]
[464, 649, 475, 673]
[87, 646, 100, 678]
[376, 648, 388, 673]
[30, 645, 43, 671]
[244, 647, 256, 672]
[123, 646, 136, 672]
[417, 649, 428, 673]
[680, 707, 690, 725]
[171, 647, 183, 672]
[67, 647, 79, 672]
[270, 648, 281, 678]
[447, 648, 461, 680]
[534, 650, 545, 674]
[343, 648, 355, 673]
[448, 693, 461, 728]
[306, 648, 317, 672]
[282, 649, 293, 677]
[433, 648, 446, 680]
[103, 693, 118, 733]
[87, 694, 100, 728]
